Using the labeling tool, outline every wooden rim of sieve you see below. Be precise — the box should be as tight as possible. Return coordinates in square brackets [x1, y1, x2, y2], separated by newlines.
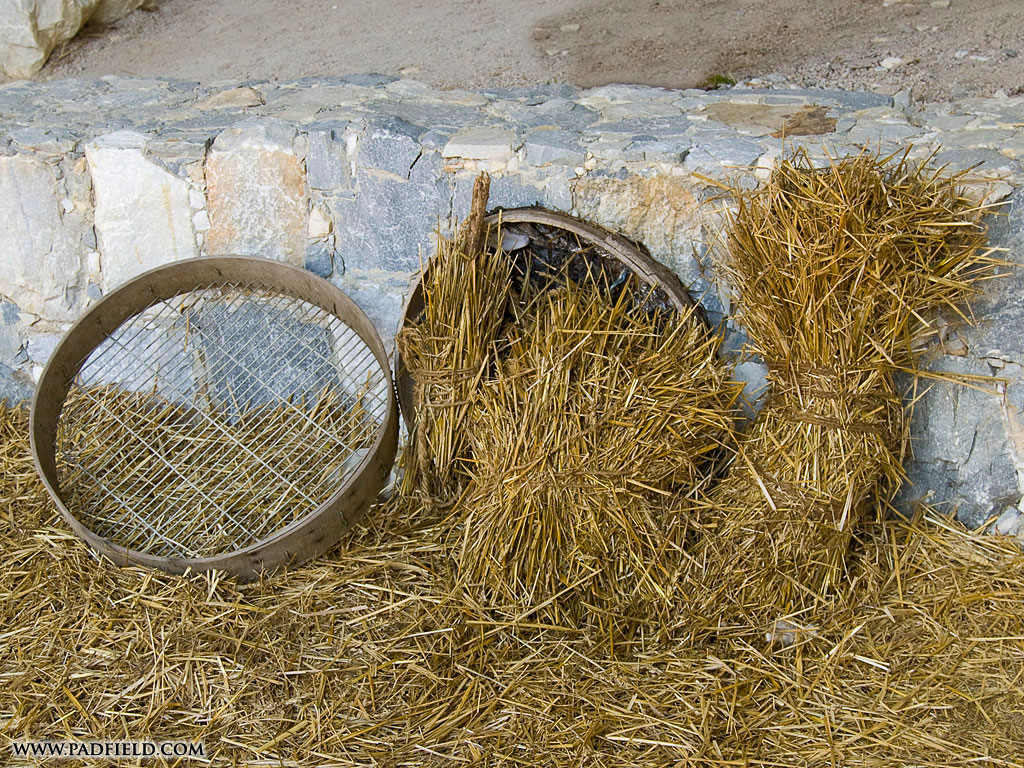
[30, 256, 399, 580]
[393, 207, 700, 431]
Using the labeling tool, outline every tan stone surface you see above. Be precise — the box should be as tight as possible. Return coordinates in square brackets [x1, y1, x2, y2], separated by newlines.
[205, 126, 307, 266]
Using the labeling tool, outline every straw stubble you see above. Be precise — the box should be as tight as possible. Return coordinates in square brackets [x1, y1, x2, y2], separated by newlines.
[4, 403, 1024, 766]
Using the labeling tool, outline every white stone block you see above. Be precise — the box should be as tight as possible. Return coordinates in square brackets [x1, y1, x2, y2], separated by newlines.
[442, 128, 518, 161]
[0, 154, 81, 321]
[86, 130, 198, 291]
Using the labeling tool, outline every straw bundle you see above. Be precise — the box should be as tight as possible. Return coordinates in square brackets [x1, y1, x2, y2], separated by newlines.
[54, 384, 379, 558]
[397, 175, 512, 501]
[453, 277, 738, 631]
[4, 401, 1024, 766]
[682, 150, 998, 634]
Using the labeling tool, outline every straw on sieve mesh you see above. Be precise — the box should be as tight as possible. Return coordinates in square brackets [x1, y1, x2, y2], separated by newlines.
[30, 256, 399, 579]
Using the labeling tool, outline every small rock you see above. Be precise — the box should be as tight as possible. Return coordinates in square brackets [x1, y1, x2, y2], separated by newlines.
[560, 23, 580, 32]
[304, 240, 334, 278]
[930, 0, 950, 7]
[880, 56, 904, 70]
[308, 205, 332, 238]
[993, 508, 1022, 536]
[532, 27, 550, 41]
[954, 49, 969, 59]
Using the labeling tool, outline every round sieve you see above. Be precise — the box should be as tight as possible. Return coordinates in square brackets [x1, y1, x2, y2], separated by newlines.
[31, 256, 398, 579]
[394, 207, 700, 428]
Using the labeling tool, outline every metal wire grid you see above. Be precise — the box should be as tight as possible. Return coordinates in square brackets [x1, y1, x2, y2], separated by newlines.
[54, 282, 389, 559]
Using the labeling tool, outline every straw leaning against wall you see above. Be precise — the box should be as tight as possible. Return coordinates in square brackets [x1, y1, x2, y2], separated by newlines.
[452, 276, 739, 635]
[397, 175, 512, 502]
[679, 150, 999, 638]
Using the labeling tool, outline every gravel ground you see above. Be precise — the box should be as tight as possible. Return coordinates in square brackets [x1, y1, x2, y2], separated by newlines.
[25, 0, 1024, 101]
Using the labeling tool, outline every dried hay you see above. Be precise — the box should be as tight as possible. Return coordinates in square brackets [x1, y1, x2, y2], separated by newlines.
[397, 176, 512, 502]
[453, 276, 738, 632]
[3, 402, 1024, 765]
[679, 149, 1001, 636]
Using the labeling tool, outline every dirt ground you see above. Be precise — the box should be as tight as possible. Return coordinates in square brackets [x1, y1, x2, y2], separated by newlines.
[30, 0, 1024, 101]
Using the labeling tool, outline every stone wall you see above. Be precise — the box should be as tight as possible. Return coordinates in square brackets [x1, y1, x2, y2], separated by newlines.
[2, 74, 1023, 538]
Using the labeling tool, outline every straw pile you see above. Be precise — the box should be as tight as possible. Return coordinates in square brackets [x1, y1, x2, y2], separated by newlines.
[679, 150, 999, 637]
[55, 384, 379, 558]
[4, 401, 1024, 766]
[453, 277, 737, 632]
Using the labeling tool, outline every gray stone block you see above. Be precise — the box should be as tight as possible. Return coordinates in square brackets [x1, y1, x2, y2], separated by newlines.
[591, 115, 694, 136]
[305, 239, 335, 278]
[491, 98, 599, 131]
[624, 136, 690, 164]
[846, 119, 921, 146]
[358, 117, 423, 177]
[453, 171, 570, 219]
[376, 102, 486, 133]
[0, 323, 19, 366]
[961, 189, 1024, 361]
[0, 363, 32, 406]
[524, 130, 586, 167]
[192, 301, 340, 414]
[334, 150, 452, 272]
[478, 84, 579, 103]
[731, 88, 892, 110]
[330, 269, 414, 355]
[305, 128, 350, 190]
[1, 301, 19, 325]
[900, 355, 1019, 528]
[683, 132, 764, 172]
[340, 73, 398, 88]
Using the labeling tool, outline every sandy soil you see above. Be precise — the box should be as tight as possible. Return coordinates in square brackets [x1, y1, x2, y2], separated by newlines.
[30, 0, 1024, 101]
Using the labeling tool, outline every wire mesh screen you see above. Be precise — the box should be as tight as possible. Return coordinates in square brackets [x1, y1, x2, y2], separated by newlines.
[53, 282, 390, 560]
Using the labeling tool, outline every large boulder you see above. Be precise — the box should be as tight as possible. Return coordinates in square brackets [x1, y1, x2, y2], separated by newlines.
[0, 0, 148, 80]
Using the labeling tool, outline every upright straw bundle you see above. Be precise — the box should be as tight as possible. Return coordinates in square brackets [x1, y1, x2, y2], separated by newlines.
[453, 276, 738, 633]
[397, 175, 512, 501]
[682, 149, 997, 634]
